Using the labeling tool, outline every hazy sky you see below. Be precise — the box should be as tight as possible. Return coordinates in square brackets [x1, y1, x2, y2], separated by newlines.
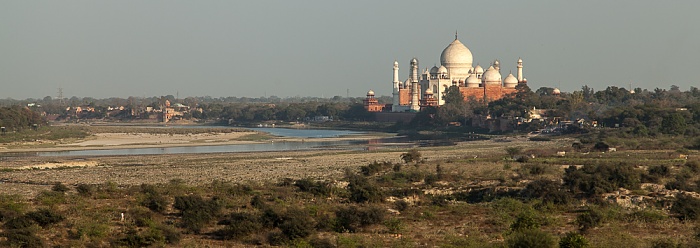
[2, 1, 699, 99]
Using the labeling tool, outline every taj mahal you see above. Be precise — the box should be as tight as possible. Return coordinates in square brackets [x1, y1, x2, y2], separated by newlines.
[364, 33, 527, 112]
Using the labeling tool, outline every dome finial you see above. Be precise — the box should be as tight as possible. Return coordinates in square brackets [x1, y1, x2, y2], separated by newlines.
[455, 30, 458, 40]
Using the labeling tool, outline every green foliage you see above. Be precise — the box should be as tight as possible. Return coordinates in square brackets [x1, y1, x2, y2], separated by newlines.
[576, 208, 603, 232]
[521, 179, 572, 205]
[563, 163, 641, 197]
[671, 194, 700, 221]
[0, 194, 27, 222]
[401, 149, 422, 164]
[505, 146, 523, 158]
[334, 205, 386, 233]
[347, 173, 383, 203]
[648, 165, 671, 177]
[35, 190, 66, 206]
[2, 228, 44, 248]
[360, 161, 393, 176]
[384, 218, 404, 234]
[294, 178, 332, 196]
[278, 208, 315, 241]
[139, 184, 168, 213]
[214, 212, 263, 240]
[25, 208, 64, 227]
[51, 182, 70, 193]
[559, 232, 590, 248]
[510, 210, 540, 232]
[173, 195, 222, 233]
[76, 184, 95, 197]
[505, 228, 556, 248]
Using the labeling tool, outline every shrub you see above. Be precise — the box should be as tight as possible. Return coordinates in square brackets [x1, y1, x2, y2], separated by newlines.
[401, 149, 422, 163]
[649, 165, 671, 177]
[384, 218, 403, 234]
[35, 190, 66, 206]
[334, 205, 385, 233]
[684, 161, 700, 173]
[347, 174, 383, 203]
[140, 185, 168, 213]
[505, 228, 555, 248]
[510, 210, 540, 232]
[394, 200, 409, 212]
[559, 232, 589, 248]
[51, 182, 70, 193]
[26, 208, 64, 227]
[3, 216, 35, 230]
[593, 141, 610, 151]
[214, 212, 263, 240]
[279, 208, 315, 240]
[294, 178, 332, 196]
[576, 209, 603, 232]
[76, 184, 95, 197]
[2, 229, 44, 248]
[671, 193, 700, 221]
[564, 163, 641, 197]
[360, 161, 392, 176]
[505, 146, 523, 159]
[0, 195, 27, 221]
[173, 195, 222, 233]
[521, 179, 572, 205]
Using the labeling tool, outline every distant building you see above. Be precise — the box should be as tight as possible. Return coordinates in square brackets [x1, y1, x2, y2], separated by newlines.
[373, 33, 528, 112]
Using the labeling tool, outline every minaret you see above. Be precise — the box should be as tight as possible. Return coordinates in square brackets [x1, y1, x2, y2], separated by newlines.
[517, 58, 523, 82]
[410, 58, 420, 111]
[392, 60, 400, 111]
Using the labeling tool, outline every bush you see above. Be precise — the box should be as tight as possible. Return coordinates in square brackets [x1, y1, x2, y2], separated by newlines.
[173, 195, 222, 233]
[360, 161, 392, 176]
[649, 165, 671, 177]
[401, 149, 422, 163]
[684, 161, 700, 173]
[564, 163, 641, 197]
[51, 182, 70, 193]
[521, 179, 572, 205]
[347, 174, 383, 203]
[26, 208, 64, 227]
[505, 228, 556, 248]
[671, 193, 700, 221]
[76, 184, 95, 197]
[334, 205, 386, 233]
[510, 211, 540, 232]
[140, 185, 168, 213]
[576, 209, 603, 232]
[294, 178, 332, 196]
[559, 232, 589, 248]
[214, 212, 263, 240]
[2, 229, 44, 248]
[279, 208, 315, 240]
[35, 190, 66, 206]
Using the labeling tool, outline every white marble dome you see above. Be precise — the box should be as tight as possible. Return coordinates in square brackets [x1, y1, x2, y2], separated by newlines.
[425, 88, 433, 95]
[437, 65, 448, 74]
[440, 38, 473, 79]
[482, 66, 502, 84]
[553, 88, 561, 95]
[466, 73, 480, 87]
[504, 73, 518, 87]
[430, 65, 439, 74]
[367, 90, 375, 96]
[474, 65, 484, 74]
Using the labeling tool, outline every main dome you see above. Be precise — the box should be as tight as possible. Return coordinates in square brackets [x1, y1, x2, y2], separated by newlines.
[440, 38, 473, 79]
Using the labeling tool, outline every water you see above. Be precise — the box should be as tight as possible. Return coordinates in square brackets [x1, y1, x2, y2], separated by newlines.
[248, 128, 362, 138]
[2, 128, 405, 157]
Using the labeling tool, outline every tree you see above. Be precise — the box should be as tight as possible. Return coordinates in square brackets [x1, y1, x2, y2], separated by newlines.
[401, 149, 422, 164]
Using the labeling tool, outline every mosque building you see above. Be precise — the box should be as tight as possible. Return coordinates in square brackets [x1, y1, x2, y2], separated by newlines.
[365, 33, 527, 112]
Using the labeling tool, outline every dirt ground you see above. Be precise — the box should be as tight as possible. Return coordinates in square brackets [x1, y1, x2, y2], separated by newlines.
[0, 130, 569, 197]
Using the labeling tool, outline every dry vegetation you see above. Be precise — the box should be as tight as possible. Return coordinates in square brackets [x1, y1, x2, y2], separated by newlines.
[1, 135, 700, 247]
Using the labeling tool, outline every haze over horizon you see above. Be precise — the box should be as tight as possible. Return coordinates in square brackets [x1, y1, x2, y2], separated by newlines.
[2, 1, 699, 100]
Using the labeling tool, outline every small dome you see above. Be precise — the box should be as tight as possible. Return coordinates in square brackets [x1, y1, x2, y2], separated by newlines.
[367, 90, 375, 96]
[438, 65, 448, 74]
[411, 58, 418, 64]
[394, 60, 399, 65]
[553, 88, 561, 95]
[518, 58, 523, 63]
[504, 73, 518, 87]
[430, 65, 439, 74]
[482, 66, 502, 84]
[474, 65, 484, 74]
[493, 59, 500, 66]
[425, 88, 433, 95]
[466, 73, 480, 87]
